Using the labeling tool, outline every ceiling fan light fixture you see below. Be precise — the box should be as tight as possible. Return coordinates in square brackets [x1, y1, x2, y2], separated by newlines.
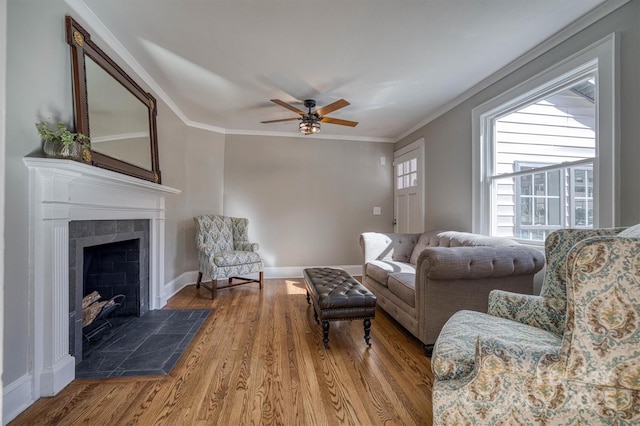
[299, 120, 320, 135]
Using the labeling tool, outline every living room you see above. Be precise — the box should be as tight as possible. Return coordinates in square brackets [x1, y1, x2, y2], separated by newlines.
[2, 0, 640, 424]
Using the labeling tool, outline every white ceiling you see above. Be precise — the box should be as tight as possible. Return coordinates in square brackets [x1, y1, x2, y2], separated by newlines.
[77, 0, 608, 142]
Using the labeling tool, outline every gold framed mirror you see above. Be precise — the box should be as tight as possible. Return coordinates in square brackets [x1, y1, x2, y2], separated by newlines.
[66, 16, 161, 184]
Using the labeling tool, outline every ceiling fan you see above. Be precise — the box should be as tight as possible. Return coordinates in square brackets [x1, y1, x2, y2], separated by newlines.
[261, 99, 358, 135]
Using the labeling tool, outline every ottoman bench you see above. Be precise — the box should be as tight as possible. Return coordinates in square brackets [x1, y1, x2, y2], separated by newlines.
[303, 267, 377, 349]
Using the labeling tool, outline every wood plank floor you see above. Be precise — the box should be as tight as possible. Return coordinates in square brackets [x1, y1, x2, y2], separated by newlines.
[11, 278, 434, 425]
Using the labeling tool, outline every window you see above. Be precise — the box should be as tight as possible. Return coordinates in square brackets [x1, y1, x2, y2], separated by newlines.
[472, 35, 616, 243]
[397, 158, 417, 189]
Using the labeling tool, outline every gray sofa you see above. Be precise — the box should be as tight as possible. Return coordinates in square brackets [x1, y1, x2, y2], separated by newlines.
[359, 230, 545, 354]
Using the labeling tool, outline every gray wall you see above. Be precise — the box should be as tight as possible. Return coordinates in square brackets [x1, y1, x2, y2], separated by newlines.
[396, 2, 640, 231]
[223, 135, 394, 267]
[5, 0, 72, 385]
[182, 127, 226, 272]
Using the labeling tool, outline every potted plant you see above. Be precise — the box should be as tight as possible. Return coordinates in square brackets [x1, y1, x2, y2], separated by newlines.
[35, 119, 91, 162]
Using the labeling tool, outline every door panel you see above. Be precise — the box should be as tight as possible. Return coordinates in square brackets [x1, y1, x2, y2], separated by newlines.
[394, 141, 424, 233]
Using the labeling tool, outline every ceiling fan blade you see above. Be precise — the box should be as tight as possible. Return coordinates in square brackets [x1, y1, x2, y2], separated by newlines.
[261, 117, 300, 124]
[270, 99, 305, 115]
[320, 116, 358, 127]
[314, 99, 350, 117]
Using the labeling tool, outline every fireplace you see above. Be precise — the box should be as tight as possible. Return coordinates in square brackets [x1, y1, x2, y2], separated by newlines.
[69, 220, 150, 363]
[24, 157, 180, 397]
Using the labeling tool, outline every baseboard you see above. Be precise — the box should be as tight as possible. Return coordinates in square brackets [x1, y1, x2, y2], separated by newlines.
[163, 265, 362, 299]
[263, 265, 362, 278]
[3, 373, 35, 425]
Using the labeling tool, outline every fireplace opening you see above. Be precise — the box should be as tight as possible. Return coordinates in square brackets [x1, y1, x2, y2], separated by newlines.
[69, 219, 150, 364]
[84, 239, 140, 318]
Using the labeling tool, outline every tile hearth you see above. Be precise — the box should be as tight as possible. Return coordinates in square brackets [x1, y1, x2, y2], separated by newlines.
[76, 309, 210, 379]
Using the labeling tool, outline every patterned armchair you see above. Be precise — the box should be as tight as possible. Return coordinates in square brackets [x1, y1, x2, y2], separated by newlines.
[194, 215, 264, 299]
[431, 227, 640, 424]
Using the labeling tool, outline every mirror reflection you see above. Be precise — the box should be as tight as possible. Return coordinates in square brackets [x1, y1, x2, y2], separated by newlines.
[86, 56, 152, 171]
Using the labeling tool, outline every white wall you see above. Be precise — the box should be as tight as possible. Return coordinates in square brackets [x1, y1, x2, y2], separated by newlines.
[396, 2, 640, 231]
[223, 134, 394, 268]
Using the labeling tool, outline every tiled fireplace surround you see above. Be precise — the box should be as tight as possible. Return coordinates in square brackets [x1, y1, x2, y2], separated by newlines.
[23, 157, 180, 399]
[69, 219, 150, 364]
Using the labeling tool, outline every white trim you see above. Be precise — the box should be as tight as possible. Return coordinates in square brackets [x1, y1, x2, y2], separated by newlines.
[182, 119, 227, 135]
[472, 33, 617, 234]
[225, 128, 394, 143]
[63, 0, 394, 144]
[394, 138, 426, 233]
[22, 158, 180, 400]
[163, 271, 199, 300]
[263, 265, 361, 279]
[65, 0, 191, 126]
[166, 266, 363, 298]
[395, 0, 629, 142]
[3, 374, 34, 425]
[67, 0, 627, 144]
[394, 137, 424, 158]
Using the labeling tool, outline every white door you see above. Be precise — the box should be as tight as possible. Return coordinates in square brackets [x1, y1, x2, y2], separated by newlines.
[394, 139, 424, 233]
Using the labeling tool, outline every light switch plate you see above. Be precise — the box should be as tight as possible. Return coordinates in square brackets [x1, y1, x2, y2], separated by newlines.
[373, 207, 381, 215]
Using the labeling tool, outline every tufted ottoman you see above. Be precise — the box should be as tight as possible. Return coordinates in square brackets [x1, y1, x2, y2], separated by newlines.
[303, 267, 377, 349]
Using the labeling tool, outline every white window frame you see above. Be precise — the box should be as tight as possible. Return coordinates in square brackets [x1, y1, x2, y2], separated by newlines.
[472, 34, 618, 241]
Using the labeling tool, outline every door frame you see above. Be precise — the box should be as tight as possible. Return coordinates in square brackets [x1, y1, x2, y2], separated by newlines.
[393, 137, 425, 233]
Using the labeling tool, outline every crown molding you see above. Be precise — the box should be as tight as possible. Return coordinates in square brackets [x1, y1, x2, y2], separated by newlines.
[224, 127, 394, 143]
[394, 0, 630, 142]
[67, 0, 627, 144]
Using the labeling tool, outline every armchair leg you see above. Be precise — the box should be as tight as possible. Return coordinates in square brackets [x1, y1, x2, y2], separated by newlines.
[196, 273, 217, 300]
[259, 271, 264, 289]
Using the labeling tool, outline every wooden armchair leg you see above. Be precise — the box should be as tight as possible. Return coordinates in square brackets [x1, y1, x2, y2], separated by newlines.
[196, 272, 203, 289]
[259, 271, 264, 289]
[211, 279, 217, 299]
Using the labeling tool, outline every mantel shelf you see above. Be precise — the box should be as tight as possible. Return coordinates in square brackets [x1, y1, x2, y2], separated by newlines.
[23, 157, 181, 195]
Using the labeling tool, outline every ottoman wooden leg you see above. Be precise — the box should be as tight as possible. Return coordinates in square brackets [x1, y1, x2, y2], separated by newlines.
[364, 318, 372, 347]
[322, 321, 330, 349]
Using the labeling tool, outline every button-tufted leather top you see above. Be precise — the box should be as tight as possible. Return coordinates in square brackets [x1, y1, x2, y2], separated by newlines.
[304, 268, 377, 311]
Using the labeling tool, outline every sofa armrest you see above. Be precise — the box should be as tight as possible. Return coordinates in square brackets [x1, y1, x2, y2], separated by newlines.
[416, 245, 544, 281]
[488, 290, 565, 335]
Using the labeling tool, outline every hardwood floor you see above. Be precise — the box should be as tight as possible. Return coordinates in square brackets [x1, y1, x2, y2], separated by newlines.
[11, 278, 434, 425]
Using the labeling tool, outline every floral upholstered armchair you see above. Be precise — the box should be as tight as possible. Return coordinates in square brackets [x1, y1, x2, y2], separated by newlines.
[431, 227, 640, 424]
[194, 215, 264, 299]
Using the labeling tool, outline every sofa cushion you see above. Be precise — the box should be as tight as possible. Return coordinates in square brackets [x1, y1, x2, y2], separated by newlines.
[390, 234, 421, 263]
[387, 273, 416, 307]
[431, 310, 562, 382]
[214, 250, 262, 266]
[366, 260, 415, 287]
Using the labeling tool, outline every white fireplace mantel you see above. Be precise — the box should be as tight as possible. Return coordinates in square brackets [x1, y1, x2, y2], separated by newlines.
[23, 157, 180, 398]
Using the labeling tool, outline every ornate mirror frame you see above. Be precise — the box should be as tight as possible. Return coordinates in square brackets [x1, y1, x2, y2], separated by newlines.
[65, 16, 162, 184]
